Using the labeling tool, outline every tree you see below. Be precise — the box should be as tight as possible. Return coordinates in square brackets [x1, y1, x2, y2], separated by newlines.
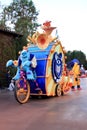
[0, 0, 39, 36]
[0, 0, 40, 58]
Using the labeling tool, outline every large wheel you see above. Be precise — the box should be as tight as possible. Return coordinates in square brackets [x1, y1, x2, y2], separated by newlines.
[61, 82, 71, 95]
[55, 84, 62, 97]
[14, 79, 30, 104]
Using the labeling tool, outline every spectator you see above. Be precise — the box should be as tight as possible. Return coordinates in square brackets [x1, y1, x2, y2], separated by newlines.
[80, 64, 85, 75]
[7, 80, 15, 91]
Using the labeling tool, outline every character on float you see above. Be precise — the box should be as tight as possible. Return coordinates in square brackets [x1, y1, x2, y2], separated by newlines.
[6, 49, 37, 81]
[71, 62, 81, 91]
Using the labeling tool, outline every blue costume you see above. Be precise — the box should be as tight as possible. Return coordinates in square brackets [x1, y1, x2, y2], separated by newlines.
[6, 50, 37, 81]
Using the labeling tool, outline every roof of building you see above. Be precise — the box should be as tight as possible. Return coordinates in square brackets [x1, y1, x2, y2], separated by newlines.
[0, 28, 23, 37]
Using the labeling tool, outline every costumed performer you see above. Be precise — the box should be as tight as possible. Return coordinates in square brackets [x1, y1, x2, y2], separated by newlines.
[71, 62, 81, 91]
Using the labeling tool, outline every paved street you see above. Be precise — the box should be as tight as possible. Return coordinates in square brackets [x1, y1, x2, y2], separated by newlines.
[0, 78, 87, 130]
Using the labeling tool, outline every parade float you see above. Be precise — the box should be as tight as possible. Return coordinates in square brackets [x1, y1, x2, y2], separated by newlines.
[6, 21, 72, 104]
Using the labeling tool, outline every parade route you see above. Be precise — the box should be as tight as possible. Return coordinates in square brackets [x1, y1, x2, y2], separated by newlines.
[0, 78, 87, 130]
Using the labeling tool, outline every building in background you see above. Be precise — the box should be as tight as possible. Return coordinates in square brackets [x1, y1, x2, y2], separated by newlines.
[0, 28, 22, 87]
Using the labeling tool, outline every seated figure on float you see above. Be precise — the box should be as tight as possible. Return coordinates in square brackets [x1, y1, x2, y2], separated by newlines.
[6, 46, 37, 81]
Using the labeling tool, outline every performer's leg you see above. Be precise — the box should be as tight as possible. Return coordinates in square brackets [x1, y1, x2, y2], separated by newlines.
[71, 86, 75, 91]
[71, 77, 76, 91]
[77, 78, 81, 90]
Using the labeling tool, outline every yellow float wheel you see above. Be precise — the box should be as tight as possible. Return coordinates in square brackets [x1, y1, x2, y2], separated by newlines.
[14, 80, 30, 104]
[55, 84, 62, 97]
[61, 82, 71, 95]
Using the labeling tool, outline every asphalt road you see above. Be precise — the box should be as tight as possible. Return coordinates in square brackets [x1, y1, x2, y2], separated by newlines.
[0, 78, 87, 130]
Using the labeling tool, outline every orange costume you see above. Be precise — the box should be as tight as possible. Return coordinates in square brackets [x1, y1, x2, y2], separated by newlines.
[71, 62, 81, 90]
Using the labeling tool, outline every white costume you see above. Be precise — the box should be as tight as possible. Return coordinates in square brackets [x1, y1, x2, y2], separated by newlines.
[8, 80, 15, 91]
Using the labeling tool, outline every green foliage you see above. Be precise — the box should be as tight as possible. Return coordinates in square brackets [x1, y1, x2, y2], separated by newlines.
[0, 0, 40, 36]
[14, 36, 28, 58]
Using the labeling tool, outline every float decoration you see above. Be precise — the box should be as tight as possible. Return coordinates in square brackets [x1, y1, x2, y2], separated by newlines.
[6, 21, 71, 104]
[27, 21, 57, 50]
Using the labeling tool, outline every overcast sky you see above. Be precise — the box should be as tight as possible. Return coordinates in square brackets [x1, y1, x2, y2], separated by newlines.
[1, 0, 87, 57]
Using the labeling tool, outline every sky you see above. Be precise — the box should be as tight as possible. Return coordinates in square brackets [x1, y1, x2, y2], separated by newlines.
[1, 0, 87, 57]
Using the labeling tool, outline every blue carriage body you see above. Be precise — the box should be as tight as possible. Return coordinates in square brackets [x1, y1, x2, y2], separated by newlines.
[28, 41, 65, 96]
